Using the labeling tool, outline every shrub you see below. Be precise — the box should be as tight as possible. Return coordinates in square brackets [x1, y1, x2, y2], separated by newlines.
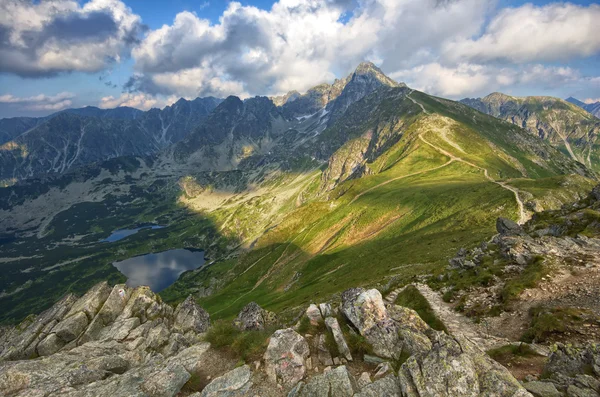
[204, 320, 272, 362]
[521, 306, 586, 343]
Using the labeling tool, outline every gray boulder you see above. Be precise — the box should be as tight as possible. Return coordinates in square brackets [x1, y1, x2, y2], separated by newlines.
[497, 217, 523, 235]
[233, 302, 274, 331]
[523, 381, 562, 397]
[356, 374, 401, 397]
[174, 295, 210, 334]
[324, 317, 352, 361]
[289, 365, 356, 397]
[200, 365, 252, 397]
[341, 288, 402, 359]
[341, 288, 431, 359]
[306, 304, 323, 326]
[0, 293, 77, 360]
[64, 281, 112, 321]
[398, 332, 531, 397]
[264, 328, 310, 387]
[79, 284, 132, 344]
[53, 311, 89, 343]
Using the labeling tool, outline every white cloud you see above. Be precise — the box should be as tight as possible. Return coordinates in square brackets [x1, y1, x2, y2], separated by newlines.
[0, 92, 75, 104]
[584, 98, 600, 104]
[391, 63, 582, 98]
[443, 3, 600, 64]
[0, 0, 143, 76]
[0, 92, 75, 111]
[129, 0, 491, 98]
[99, 93, 178, 110]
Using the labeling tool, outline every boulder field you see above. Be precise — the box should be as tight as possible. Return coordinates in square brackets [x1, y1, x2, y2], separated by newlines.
[0, 282, 597, 396]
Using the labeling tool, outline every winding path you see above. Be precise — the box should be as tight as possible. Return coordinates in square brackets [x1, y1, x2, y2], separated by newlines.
[407, 91, 528, 225]
[385, 283, 509, 351]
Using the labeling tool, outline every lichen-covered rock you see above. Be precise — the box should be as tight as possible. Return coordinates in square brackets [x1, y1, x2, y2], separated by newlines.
[523, 381, 562, 397]
[53, 311, 89, 343]
[398, 332, 532, 397]
[319, 303, 333, 318]
[140, 362, 191, 397]
[199, 364, 252, 397]
[341, 288, 401, 359]
[233, 302, 274, 331]
[64, 281, 112, 321]
[540, 343, 600, 395]
[356, 374, 401, 397]
[306, 304, 323, 326]
[324, 317, 352, 361]
[36, 333, 65, 357]
[290, 365, 356, 397]
[264, 328, 310, 387]
[0, 293, 77, 360]
[174, 295, 210, 334]
[79, 284, 132, 344]
[316, 334, 334, 366]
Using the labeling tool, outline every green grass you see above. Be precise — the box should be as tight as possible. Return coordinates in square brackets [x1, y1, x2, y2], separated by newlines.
[500, 256, 547, 304]
[487, 343, 543, 361]
[394, 285, 447, 332]
[204, 320, 272, 362]
[522, 306, 588, 343]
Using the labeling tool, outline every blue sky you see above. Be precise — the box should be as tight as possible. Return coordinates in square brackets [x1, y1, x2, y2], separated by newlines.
[0, 0, 599, 118]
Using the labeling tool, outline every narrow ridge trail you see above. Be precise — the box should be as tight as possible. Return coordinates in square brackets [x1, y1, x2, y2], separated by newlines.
[407, 91, 529, 225]
[385, 283, 510, 351]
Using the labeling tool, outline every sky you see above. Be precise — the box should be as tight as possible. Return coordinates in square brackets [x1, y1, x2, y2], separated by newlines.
[0, 0, 599, 118]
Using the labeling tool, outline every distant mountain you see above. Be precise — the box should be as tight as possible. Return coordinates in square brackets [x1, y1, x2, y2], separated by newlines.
[271, 62, 403, 121]
[0, 97, 222, 183]
[57, 106, 145, 120]
[0, 117, 44, 146]
[461, 93, 600, 171]
[169, 62, 405, 172]
[567, 96, 600, 118]
[1, 61, 596, 333]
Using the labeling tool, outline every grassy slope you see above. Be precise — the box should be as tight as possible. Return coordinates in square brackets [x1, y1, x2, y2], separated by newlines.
[176, 92, 595, 320]
[2, 89, 595, 325]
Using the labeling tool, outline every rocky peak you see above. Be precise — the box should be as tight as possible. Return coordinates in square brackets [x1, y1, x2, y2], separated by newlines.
[351, 61, 400, 88]
[326, 62, 402, 124]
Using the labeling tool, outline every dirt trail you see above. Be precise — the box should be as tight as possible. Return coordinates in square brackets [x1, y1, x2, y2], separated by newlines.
[407, 91, 528, 224]
[386, 283, 510, 351]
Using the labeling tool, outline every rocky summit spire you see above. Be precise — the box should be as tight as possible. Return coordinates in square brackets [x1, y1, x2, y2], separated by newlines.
[352, 61, 401, 88]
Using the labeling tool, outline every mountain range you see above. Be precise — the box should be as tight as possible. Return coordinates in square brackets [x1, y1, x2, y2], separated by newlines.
[460, 93, 600, 171]
[566, 96, 600, 118]
[1, 61, 597, 324]
[0, 97, 222, 184]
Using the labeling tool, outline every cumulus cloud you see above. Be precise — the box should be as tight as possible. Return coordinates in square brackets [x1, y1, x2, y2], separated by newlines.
[99, 92, 178, 110]
[584, 98, 600, 104]
[129, 0, 491, 98]
[0, 0, 144, 77]
[443, 3, 600, 64]
[0, 92, 75, 111]
[391, 63, 581, 98]
[125, 0, 600, 100]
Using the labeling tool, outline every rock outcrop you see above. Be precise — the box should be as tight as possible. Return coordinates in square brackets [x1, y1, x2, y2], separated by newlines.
[233, 302, 275, 331]
[264, 328, 310, 387]
[0, 282, 539, 397]
[0, 283, 211, 396]
[522, 343, 600, 396]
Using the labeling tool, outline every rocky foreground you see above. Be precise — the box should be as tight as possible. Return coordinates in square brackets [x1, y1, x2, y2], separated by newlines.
[0, 281, 598, 396]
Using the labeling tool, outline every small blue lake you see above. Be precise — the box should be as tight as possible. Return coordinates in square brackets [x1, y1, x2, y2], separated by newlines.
[101, 225, 164, 242]
[112, 249, 205, 292]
